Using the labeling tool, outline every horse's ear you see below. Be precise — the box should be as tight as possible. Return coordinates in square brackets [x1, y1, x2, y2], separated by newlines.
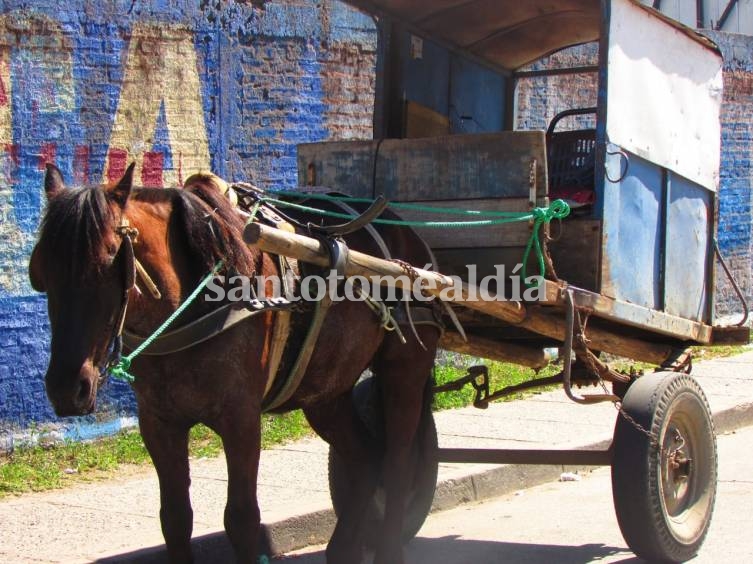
[107, 162, 136, 208]
[44, 164, 66, 200]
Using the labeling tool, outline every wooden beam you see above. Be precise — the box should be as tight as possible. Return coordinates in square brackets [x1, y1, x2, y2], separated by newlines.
[439, 331, 549, 370]
[244, 222, 527, 324]
[244, 223, 676, 366]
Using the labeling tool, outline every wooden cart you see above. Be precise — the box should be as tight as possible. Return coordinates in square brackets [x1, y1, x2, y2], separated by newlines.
[248, 1, 750, 561]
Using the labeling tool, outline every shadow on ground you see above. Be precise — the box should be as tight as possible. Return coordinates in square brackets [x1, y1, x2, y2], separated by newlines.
[96, 529, 641, 564]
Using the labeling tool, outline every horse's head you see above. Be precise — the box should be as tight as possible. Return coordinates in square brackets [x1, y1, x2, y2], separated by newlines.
[29, 163, 136, 416]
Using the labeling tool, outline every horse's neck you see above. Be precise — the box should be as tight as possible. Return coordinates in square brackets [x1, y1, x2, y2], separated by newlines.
[123, 197, 265, 334]
[123, 201, 189, 334]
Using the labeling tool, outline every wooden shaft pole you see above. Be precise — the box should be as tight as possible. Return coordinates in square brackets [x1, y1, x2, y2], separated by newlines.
[245, 222, 526, 323]
[439, 331, 549, 370]
[244, 223, 674, 365]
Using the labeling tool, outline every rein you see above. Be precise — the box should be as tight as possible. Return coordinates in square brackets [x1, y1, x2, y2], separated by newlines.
[100, 218, 139, 382]
[108, 260, 225, 383]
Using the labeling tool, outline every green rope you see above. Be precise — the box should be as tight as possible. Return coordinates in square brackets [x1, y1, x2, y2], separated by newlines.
[521, 199, 570, 286]
[261, 195, 545, 228]
[254, 191, 570, 285]
[273, 189, 537, 218]
[108, 261, 225, 383]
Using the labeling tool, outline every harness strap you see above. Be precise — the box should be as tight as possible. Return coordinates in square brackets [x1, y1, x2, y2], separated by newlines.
[122, 299, 295, 356]
[262, 254, 296, 399]
[262, 293, 334, 412]
[328, 199, 392, 259]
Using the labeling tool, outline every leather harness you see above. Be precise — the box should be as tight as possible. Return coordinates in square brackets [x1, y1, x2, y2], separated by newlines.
[116, 183, 446, 411]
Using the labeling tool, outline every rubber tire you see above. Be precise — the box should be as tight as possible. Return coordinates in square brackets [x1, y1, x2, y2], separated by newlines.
[328, 377, 439, 548]
[611, 372, 717, 563]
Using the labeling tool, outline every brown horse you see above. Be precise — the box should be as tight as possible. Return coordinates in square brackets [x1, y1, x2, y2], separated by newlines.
[28, 163, 440, 564]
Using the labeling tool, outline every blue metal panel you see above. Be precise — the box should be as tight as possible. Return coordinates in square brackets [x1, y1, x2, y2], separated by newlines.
[664, 173, 712, 322]
[449, 56, 505, 133]
[397, 32, 450, 116]
[601, 148, 663, 309]
[396, 31, 506, 131]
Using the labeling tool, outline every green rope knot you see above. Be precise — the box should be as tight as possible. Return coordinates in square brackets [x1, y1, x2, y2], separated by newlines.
[522, 199, 571, 287]
[108, 357, 134, 383]
[532, 198, 570, 223]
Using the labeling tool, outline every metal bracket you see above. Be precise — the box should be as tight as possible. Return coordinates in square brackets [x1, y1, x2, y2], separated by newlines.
[562, 289, 620, 404]
[433, 365, 491, 409]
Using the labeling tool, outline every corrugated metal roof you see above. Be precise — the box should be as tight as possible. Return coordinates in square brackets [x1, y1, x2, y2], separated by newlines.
[345, 0, 719, 71]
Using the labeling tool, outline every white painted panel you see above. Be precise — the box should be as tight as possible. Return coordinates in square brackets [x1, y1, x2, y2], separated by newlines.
[608, 0, 723, 191]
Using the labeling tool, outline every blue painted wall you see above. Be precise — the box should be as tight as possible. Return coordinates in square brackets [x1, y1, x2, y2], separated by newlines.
[0, 0, 377, 438]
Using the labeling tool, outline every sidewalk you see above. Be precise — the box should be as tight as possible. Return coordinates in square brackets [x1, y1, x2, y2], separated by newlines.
[1, 351, 752, 563]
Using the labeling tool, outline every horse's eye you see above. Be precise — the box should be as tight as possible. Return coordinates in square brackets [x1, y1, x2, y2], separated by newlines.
[107, 244, 118, 258]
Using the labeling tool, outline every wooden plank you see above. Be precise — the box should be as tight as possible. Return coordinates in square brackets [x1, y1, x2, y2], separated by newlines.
[297, 131, 547, 201]
[569, 286, 713, 343]
[440, 331, 548, 369]
[548, 218, 600, 292]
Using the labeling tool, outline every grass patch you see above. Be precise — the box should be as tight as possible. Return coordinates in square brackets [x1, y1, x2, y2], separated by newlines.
[0, 412, 313, 498]
[0, 430, 151, 496]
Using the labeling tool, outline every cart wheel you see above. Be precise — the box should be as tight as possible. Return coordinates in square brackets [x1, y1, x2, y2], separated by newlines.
[328, 375, 438, 547]
[611, 372, 717, 563]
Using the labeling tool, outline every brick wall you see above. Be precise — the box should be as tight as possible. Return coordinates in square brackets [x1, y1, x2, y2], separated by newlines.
[705, 32, 753, 321]
[515, 44, 599, 131]
[0, 0, 376, 435]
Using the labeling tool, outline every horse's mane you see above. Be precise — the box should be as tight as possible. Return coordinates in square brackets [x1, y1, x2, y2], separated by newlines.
[36, 182, 258, 284]
[36, 185, 115, 283]
[156, 184, 258, 277]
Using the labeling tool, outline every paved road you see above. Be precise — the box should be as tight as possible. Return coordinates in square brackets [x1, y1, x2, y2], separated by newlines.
[283, 425, 753, 563]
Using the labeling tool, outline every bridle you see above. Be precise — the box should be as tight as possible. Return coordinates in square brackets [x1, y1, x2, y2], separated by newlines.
[100, 216, 161, 382]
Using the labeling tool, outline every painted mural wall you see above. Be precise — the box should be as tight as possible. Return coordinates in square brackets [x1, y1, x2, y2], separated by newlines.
[0, 0, 377, 440]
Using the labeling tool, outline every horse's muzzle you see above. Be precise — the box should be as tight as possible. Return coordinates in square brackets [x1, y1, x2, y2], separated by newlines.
[45, 364, 98, 417]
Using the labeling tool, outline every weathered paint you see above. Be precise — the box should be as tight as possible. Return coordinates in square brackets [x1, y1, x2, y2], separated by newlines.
[600, 146, 714, 322]
[601, 148, 664, 309]
[664, 172, 712, 321]
[607, 0, 723, 192]
[0, 0, 377, 435]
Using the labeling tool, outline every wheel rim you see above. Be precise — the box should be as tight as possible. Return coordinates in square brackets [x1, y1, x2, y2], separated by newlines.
[657, 392, 715, 545]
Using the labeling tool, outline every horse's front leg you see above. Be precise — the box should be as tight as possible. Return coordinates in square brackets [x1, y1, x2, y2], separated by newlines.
[215, 410, 263, 563]
[139, 412, 194, 564]
[373, 328, 439, 564]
